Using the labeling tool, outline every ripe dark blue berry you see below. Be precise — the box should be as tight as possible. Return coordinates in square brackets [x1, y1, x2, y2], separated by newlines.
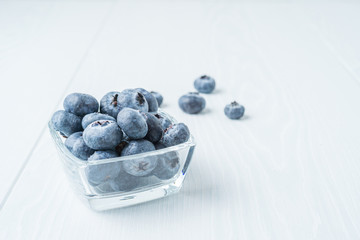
[224, 101, 245, 120]
[178, 92, 206, 114]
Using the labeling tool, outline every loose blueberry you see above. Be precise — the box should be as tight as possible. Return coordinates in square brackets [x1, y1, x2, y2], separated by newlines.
[224, 101, 245, 120]
[152, 151, 180, 180]
[117, 108, 148, 140]
[178, 92, 206, 114]
[121, 140, 157, 176]
[194, 75, 216, 93]
[118, 89, 149, 112]
[150, 91, 163, 107]
[81, 112, 116, 129]
[83, 120, 123, 150]
[65, 132, 94, 160]
[86, 150, 121, 186]
[153, 113, 172, 130]
[135, 88, 158, 112]
[160, 123, 190, 147]
[51, 110, 82, 137]
[142, 112, 163, 143]
[100, 91, 122, 118]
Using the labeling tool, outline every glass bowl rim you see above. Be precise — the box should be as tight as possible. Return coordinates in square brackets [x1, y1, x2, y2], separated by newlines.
[48, 109, 196, 166]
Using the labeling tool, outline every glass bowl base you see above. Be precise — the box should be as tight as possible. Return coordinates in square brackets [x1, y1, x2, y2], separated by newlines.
[86, 175, 185, 211]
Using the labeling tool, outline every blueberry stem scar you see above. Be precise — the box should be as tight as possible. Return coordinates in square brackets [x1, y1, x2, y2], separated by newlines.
[164, 125, 173, 133]
[111, 94, 118, 107]
[136, 93, 145, 105]
[138, 162, 149, 170]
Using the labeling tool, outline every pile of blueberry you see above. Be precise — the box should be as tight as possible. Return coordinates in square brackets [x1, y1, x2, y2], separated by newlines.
[51, 88, 190, 193]
[178, 75, 245, 119]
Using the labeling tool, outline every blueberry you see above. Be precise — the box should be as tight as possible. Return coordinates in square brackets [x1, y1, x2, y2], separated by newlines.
[142, 112, 163, 143]
[194, 75, 216, 93]
[96, 178, 137, 193]
[117, 108, 148, 140]
[51, 110, 82, 137]
[83, 120, 123, 150]
[121, 139, 156, 156]
[63, 93, 99, 117]
[88, 150, 119, 161]
[153, 113, 172, 130]
[114, 140, 129, 155]
[65, 132, 94, 160]
[86, 150, 121, 186]
[121, 131, 130, 141]
[154, 142, 166, 150]
[178, 92, 206, 114]
[114, 171, 140, 191]
[121, 140, 157, 176]
[99, 91, 122, 118]
[135, 88, 158, 112]
[152, 151, 180, 180]
[96, 170, 140, 193]
[118, 89, 149, 112]
[116, 171, 141, 191]
[224, 101, 245, 120]
[150, 91, 163, 107]
[122, 156, 158, 177]
[160, 123, 190, 147]
[81, 112, 115, 129]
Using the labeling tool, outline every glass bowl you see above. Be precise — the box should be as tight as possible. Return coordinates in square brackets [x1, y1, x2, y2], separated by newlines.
[48, 110, 196, 211]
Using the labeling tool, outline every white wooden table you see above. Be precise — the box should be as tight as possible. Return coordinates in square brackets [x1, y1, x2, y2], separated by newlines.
[1, 1, 360, 239]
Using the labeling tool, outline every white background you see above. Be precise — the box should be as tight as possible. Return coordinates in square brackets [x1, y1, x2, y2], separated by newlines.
[1, 1, 360, 239]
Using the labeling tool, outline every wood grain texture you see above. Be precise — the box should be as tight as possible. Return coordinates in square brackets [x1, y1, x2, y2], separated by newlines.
[1, 1, 360, 240]
[0, 1, 114, 204]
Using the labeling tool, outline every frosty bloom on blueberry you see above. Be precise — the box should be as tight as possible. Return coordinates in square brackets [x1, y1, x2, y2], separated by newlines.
[178, 92, 206, 114]
[65, 132, 94, 160]
[135, 88, 158, 112]
[99, 91, 122, 118]
[117, 108, 148, 140]
[83, 120, 123, 150]
[194, 75, 216, 94]
[150, 91, 163, 107]
[121, 140, 157, 176]
[117, 89, 149, 112]
[51, 110, 82, 137]
[224, 101, 245, 120]
[142, 112, 163, 143]
[152, 151, 180, 180]
[63, 93, 99, 117]
[86, 150, 121, 186]
[160, 123, 190, 147]
[153, 113, 172, 130]
[81, 112, 115, 129]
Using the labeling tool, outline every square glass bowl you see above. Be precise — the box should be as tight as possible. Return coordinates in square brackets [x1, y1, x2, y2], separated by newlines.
[48, 110, 195, 211]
